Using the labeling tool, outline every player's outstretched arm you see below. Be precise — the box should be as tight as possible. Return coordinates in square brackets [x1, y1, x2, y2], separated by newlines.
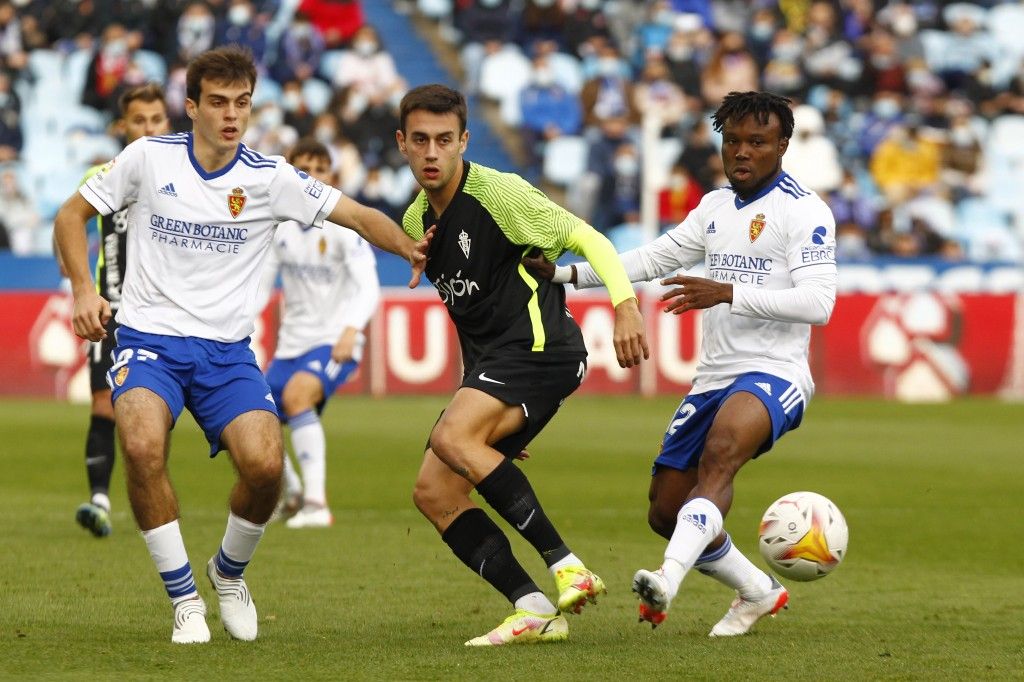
[564, 227, 649, 368]
[54, 193, 109, 341]
[327, 195, 431, 288]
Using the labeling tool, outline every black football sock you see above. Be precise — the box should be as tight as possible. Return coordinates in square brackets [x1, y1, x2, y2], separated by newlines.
[85, 415, 116, 499]
[442, 508, 539, 603]
[476, 458, 571, 567]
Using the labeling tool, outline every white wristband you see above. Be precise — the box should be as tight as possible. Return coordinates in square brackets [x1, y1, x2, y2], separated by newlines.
[552, 264, 573, 284]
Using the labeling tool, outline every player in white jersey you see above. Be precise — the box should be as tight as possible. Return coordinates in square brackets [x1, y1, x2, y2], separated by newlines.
[259, 139, 381, 529]
[534, 91, 837, 636]
[53, 46, 429, 645]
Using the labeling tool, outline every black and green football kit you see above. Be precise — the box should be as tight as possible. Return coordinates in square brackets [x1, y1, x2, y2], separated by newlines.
[82, 163, 128, 392]
[403, 161, 635, 456]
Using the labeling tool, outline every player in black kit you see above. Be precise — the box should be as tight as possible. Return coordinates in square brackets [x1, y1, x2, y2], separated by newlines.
[397, 84, 648, 646]
[73, 84, 170, 537]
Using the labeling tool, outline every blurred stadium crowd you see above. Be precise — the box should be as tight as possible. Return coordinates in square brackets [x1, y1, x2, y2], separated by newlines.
[0, 0, 1022, 265]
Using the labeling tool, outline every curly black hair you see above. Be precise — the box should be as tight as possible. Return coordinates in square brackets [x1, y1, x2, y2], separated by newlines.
[711, 91, 794, 139]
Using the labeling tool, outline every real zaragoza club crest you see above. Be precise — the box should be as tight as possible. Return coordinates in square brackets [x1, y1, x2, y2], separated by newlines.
[228, 187, 247, 218]
[749, 213, 766, 242]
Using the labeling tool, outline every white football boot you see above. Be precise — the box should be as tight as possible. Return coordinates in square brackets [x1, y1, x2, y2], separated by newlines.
[285, 505, 333, 529]
[206, 558, 258, 641]
[708, 575, 789, 637]
[171, 596, 211, 644]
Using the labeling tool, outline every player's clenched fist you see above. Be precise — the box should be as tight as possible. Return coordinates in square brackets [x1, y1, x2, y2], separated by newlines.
[71, 291, 112, 341]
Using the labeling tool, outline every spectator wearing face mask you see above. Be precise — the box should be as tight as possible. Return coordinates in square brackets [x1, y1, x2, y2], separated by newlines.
[632, 56, 688, 136]
[700, 31, 758, 108]
[273, 12, 326, 84]
[857, 91, 904, 157]
[520, 54, 582, 176]
[331, 25, 403, 103]
[783, 104, 842, 195]
[217, 0, 268, 66]
[869, 117, 942, 203]
[635, 1, 682, 66]
[580, 44, 639, 130]
[244, 102, 299, 157]
[762, 28, 807, 99]
[83, 23, 141, 113]
[280, 80, 316, 136]
[175, 2, 216, 63]
[663, 16, 710, 110]
[584, 126, 641, 233]
[310, 112, 366, 196]
[658, 164, 703, 228]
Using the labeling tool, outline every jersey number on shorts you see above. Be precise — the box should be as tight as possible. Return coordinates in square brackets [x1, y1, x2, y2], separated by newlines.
[667, 402, 697, 436]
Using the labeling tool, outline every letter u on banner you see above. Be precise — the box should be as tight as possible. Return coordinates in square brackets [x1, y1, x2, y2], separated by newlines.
[387, 306, 449, 384]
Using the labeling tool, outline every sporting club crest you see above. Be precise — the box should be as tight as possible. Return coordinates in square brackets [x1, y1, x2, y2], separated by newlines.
[228, 187, 247, 219]
[749, 213, 766, 242]
[458, 229, 471, 259]
[318, 235, 327, 256]
[113, 366, 129, 387]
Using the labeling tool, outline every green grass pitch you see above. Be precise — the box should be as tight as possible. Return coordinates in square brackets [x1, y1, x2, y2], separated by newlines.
[1, 396, 1022, 680]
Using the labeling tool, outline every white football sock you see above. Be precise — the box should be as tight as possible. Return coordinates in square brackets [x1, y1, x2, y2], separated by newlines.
[548, 553, 582, 574]
[514, 591, 557, 615]
[661, 497, 724, 596]
[695, 533, 773, 600]
[214, 512, 266, 578]
[282, 452, 303, 498]
[289, 410, 326, 507]
[141, 519, 197, 604]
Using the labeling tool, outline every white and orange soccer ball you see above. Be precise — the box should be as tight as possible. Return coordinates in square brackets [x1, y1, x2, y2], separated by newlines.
[758, 491, 848, 582]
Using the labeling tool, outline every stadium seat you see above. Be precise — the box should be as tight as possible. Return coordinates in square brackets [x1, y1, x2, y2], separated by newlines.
[542, 135, 588, 187]
[918, 29, 951, 73]
[606, 224, 644, 253]
[548, 52, 584, 95]
[301, 78, 333, 115]
[252, 78, 283, 108]
[63, 49, 93, 102]
[987, 3, 1024, 57]
[133, 50, 168, 84]
[318, 49, 345, 81]
[66, 133, 120, 167]
[417, 0, 452, 19]
[478, 46, 531, 103]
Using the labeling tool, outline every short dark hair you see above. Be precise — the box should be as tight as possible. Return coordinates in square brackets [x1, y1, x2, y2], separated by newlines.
[399, 84, 467, 134]
[287, 138, 332, 166]
[118, 83, 166, 117]
[711, 91, 794, 140]
[185, 45, 257, 103]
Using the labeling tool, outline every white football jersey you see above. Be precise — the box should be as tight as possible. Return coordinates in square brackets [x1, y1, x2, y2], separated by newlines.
[263, 220, 381, 360]
[79, 132, 342, 342]
[576, 172, 837, 399]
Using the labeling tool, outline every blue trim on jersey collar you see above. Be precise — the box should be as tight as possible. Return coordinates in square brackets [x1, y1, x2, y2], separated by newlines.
[733, 171, 788, 209]
[186, 132, 243, 180]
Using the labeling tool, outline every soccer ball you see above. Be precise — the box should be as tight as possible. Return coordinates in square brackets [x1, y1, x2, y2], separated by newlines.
[758, 491, 848, 582]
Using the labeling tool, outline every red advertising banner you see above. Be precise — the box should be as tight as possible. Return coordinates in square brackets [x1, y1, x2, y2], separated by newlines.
[3, 290, 1021, 401]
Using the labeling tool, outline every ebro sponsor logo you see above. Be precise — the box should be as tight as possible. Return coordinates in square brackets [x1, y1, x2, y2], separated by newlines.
[433, 270, 480, 304]
[800, 246, 835, 264]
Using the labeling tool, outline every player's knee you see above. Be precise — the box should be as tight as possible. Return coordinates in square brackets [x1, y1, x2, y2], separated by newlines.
[120, 434, 165, 477]
[243, 454, 283, 492]
[428, 422, 463, 463]
[412, 476, 442, 516]
[280, 389, 314, 418]
[647, 501, 677, 538]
